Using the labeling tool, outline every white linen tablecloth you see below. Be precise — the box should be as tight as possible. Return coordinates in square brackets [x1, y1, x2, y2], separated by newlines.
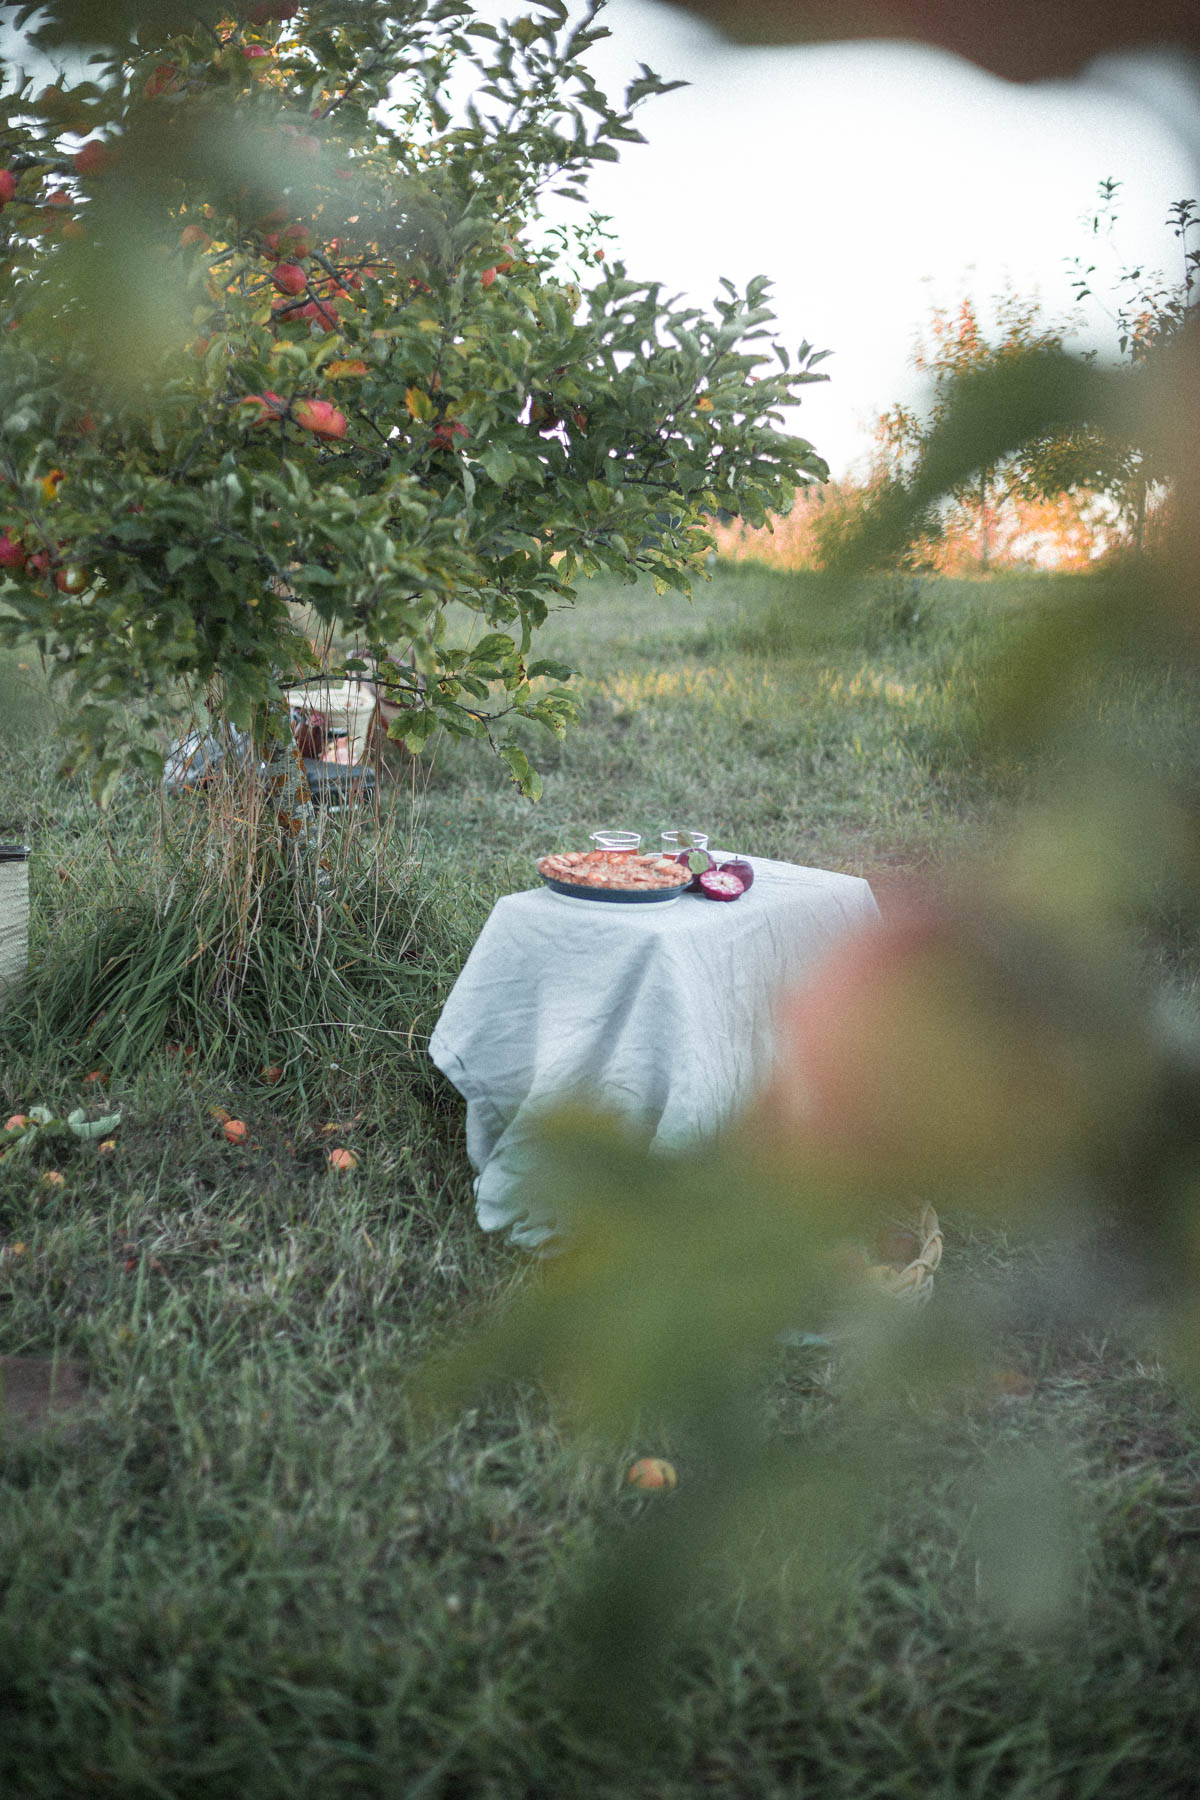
[428, 855, 880, 1246]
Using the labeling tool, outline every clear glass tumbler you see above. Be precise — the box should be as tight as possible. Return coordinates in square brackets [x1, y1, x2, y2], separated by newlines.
[659, 830, 709, 858]
[589, 829, 642, 855]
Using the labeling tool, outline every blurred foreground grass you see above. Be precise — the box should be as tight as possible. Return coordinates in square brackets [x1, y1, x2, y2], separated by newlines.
[3, 566, 1200, 1796]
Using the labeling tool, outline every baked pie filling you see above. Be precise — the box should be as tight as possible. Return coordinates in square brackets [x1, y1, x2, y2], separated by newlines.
[537, 850, 691, 892]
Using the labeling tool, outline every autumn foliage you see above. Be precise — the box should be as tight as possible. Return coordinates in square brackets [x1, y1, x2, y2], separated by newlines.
[713, 259, 1192, 577]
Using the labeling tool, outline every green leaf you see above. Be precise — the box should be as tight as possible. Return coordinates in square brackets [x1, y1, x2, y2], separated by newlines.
[480, 444, 518, 486]
[67, 1109, 122, 1140]
[471, 633, 515, 663]
[500, 743, 543, 800]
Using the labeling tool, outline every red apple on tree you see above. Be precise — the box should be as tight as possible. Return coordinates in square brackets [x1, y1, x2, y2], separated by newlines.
[247, 0, 301, 22]
[0, 528, 27, 572]
[73, 141, 112, 176]
[143, 64, 179, 100]
[0, 169, 16, 207]
[293, 397, 347, 439]
[298, 298, 338, 332]
[264, 225, 309, 257]
[240, 390, 288, 425]
[271, 261, 307, 296]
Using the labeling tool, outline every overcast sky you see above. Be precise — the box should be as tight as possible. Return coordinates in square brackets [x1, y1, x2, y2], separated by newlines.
[576, 2, 1200, 476]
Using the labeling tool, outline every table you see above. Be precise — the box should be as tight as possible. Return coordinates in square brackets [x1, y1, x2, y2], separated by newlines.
[428, 855, 881, 1247]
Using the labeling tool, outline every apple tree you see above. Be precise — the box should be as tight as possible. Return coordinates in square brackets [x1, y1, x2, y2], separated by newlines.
[0, 0, 829, 801]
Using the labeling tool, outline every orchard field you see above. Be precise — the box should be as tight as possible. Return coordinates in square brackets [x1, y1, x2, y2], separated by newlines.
[3, 565, 1200, 1798]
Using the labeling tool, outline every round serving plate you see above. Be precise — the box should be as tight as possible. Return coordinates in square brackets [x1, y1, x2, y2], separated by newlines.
[540, 876, 684, 906]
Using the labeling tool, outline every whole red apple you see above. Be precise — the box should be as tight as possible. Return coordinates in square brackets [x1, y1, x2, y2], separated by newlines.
[264, 224, 309, 257]
[271, 261, 307, 296]
[240, 391, 288, 425]
[299, 298, 338, 332]
[0, 528, 27, 572]
[293, 397, 347, 439]
[0, 169, 16, 206]
[73, 140, 112, 176]
[143, 63, 179, 100]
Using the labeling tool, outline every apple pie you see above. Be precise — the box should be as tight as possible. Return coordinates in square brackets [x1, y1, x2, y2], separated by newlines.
[537, 850, 691, 892]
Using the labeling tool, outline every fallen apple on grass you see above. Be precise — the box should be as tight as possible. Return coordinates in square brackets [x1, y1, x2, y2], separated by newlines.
[626, 1457, 677, 1491]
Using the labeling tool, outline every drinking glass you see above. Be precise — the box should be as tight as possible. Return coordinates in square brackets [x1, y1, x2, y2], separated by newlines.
[589, 829, 642, 855]
[660, 830, 709, 858]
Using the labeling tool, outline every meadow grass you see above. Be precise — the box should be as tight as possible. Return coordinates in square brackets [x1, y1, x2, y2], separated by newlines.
[2, 568, 1200, 1797]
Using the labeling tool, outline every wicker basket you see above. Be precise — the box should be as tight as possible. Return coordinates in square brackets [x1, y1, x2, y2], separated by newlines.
[0, 844, 30, 1013]
[861, 1204, 943, 1305]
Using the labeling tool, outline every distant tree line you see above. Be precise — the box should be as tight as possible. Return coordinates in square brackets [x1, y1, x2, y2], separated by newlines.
[715, 184, 1198, 576]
